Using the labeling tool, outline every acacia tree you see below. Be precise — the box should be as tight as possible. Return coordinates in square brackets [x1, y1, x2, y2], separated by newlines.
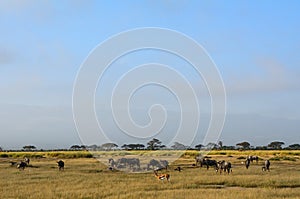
[147, 138, 165, 150]
[195, 144, 204, 150]
[268, 141, 285, 149]
[23, 145, 36, 151]
[121, 144, 145, 150]
[70, 145, 82, 150]
[236, 141, 250, 150]
[101, 143, 118, 151]
[171, 142, 187, 150]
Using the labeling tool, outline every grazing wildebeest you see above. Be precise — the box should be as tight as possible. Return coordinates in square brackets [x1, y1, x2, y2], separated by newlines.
[247, 155, 259, 163]
[57, 160, 64, 171]
[245, 158, 250, 169]
[217, 160, 232, 174]
[24, 157, 30, 165]
[262, 160, 270, 171]
[202, 159, 218, 170]
[17, 161, 27, 170]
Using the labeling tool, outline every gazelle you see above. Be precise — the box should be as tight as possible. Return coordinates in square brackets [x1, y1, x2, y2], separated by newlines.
[154, 170, 170, 182]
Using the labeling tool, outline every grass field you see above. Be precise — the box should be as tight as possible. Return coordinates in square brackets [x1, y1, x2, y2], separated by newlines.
[0, 150, 299, 199]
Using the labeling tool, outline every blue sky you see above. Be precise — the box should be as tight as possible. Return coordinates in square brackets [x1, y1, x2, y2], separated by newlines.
[1, 1, 300, 149]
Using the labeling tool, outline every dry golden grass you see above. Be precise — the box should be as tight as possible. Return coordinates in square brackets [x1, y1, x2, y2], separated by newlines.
[0, 151, 299, 199]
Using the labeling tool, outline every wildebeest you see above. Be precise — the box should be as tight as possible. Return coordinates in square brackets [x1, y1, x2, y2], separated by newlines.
[195, 155, 217, 170]
[262, 160, 270, 171]
[247, 155, 259, 163]
[217, 160, 232, 174]
[245, 158, 250, 169]
[199, 158, 218, 170]
[24, 157, 30, 165]
[17, 161, 27, 170]
[57, 160, 64, 171]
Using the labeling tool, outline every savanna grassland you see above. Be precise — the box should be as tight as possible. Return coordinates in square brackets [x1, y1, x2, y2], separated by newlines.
[0, 150, 299, 199]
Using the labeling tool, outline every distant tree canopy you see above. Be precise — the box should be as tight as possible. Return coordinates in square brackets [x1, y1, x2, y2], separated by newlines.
[206, 143, 218, 150]
[288, 144, 300, 150]
[236, 141, 251, 150]
[101, 143, 118, 150]
[0, 146, 2, 151]
[171, 142, 187, 150]
[23, 145, 36, 151]
[70, 145, 81, 150]
[195, 144, 204, 150]
[268, 141, 285, 149]
[121, 144, 145, 150]
[147, 138, 165, 150]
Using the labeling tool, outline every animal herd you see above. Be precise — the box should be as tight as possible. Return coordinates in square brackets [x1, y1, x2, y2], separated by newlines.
[6, 154, 271, 183]
[9, 157, 65, 171]
[195, 155, 271, 174]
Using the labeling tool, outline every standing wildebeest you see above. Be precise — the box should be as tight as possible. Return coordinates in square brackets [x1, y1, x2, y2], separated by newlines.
[217, 160, 232, 174]
[24, 157, 30, 165]
[247, 155, 259, 163]
[57, 160, 64, 171]
[17, 161, 27, 170]
[202, 159, 218, 170]
[245, 158, 251, 169]
[262, 160, 270, 171]
[195, 155, 217, 170]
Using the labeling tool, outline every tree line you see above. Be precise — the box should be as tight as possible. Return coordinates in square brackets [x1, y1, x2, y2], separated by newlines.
[1, 139, 299, 151]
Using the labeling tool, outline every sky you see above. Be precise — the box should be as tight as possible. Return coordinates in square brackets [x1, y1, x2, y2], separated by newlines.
[1, 0, 300, 149]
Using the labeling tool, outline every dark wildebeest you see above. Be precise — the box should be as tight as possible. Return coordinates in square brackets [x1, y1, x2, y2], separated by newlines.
[202, 159, 218, 170]
[217, 160, 232, 174]
[245, 158, 250, 169]
[57, 160, 64, 171]
[17, 161, 27, 170]
[247, 155, 259, 163]
[24, 157, 30, 165]
[262, 160, 270, 172]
